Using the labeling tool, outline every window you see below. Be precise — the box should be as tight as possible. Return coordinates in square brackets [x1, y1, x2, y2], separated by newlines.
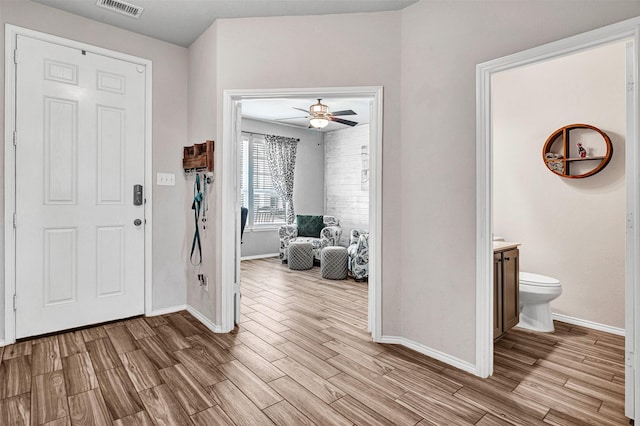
[240, 133, 286, 227]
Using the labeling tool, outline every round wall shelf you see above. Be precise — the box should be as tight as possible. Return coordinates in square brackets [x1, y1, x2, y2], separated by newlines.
[542, 124, 612, 179]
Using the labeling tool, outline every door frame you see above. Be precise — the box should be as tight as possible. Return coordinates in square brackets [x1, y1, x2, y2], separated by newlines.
[476, 17, 640, 418]
[3, 25, 154, 345]
[221, 87, 383, 338]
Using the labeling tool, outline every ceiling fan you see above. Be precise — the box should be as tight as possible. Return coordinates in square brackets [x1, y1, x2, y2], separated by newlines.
[287, 99, 359, 129]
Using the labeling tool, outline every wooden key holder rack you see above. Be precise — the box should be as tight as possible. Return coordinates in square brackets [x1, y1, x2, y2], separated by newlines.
[183, 140, 214, 173]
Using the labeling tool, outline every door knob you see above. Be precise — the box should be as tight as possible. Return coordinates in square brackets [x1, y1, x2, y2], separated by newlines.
[134, 219, 142, 226]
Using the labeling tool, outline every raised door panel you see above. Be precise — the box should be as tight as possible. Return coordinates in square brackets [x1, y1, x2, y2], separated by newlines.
[96, 226, 125, 297]
[44, 59, 78, 85]
[503, 248, 520, 331]
[493, 253, 503, 340]
[44, 228, 77, 306]
[96, 106, 125, 204]
[44, 97, 78, 204]
[97, 71, 125, 94]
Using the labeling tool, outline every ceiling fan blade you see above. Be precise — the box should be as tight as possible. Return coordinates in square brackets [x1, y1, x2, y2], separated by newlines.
[276, 116, 307, 121]
[330, 117, 358, 127]
[293, 107, 310, 114]
[330, 109, 356, 116]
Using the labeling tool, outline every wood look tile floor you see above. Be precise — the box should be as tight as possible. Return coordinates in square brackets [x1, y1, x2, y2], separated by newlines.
[0, 257, 628, 425]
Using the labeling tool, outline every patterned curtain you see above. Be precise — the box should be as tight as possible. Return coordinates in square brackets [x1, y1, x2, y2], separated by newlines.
[264, 135, 298, 224]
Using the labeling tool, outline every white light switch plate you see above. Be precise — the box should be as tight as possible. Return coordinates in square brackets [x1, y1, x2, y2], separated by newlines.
[157, 173, 175, 186]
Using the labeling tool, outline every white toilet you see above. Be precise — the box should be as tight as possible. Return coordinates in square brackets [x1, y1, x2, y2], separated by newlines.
[519, 272, 562, 332]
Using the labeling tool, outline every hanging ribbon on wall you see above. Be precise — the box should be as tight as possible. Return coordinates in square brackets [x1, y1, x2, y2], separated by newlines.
[190, 174, 203, 266]
[201, 173, 208, 230]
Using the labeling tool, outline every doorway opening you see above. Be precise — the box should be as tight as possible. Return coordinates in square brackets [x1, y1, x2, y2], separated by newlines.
[492, 40, 628, 420]
[221, 87, 383, 340]
[476, 19, 640, 420]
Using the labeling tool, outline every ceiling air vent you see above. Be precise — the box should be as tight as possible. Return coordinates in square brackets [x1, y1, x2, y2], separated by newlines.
[96, 0, 143, 19]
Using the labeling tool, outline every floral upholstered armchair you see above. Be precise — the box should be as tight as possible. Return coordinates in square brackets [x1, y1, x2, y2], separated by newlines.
[348, 229, 369, 281]
[279, 215, 342, 263]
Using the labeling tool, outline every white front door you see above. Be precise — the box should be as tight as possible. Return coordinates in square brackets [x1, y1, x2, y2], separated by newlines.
[14, 35, 146, 338]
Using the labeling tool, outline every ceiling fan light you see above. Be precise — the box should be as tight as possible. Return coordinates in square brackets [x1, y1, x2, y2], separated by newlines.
[310, 104, 328, 115]
[309, 117, 329, 129]
[310, 99, 329, 115]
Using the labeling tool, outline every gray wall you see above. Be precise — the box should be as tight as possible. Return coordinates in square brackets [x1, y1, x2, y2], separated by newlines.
[240, 118, 324, 258]
[399, 0, 640, 363]
[0, 0, 189, 339]
[186, 22, 217, 322]
[324, 125, 370, 246]
[210, 10, 404, 329]
[201, 2, 640, 363]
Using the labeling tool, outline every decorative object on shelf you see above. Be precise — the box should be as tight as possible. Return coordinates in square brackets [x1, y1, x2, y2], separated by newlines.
[577, 143, 587, 158]
[183, 140, 214, 173]
[544, 152, 564, 174]
[542, 124, 612, 179]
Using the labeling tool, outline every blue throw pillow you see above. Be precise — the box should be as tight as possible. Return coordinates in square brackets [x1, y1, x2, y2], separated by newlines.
[297, 215, 324, 238]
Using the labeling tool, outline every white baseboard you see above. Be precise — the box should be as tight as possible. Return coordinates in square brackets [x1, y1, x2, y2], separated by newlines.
[147, 304, 187, 317]
[379, 335, 478, 376]
[148, 303, 224, 333]
[241, 253, 279, 261]
[0, 340, 5, 347]
[186, 305, 224, 333]
[552, 313, 625, 336]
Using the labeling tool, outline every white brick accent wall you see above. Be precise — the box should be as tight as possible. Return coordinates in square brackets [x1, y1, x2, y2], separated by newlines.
[324, 125, 369, 246]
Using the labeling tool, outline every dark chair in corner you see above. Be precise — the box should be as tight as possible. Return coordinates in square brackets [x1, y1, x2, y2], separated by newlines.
[240, 207, 248, 243]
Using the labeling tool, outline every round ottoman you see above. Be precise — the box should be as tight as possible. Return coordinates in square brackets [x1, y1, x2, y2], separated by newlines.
[321, 246, 348, 279]
[288, 242, 314, 270]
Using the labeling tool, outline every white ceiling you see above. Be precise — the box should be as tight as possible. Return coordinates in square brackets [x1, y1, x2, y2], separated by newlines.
[31, 0, 418, 47]
[241, 97, 371, 132]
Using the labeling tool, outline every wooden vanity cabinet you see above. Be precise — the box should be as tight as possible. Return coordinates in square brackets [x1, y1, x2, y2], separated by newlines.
[494, 248, 519, 340]
[493, 252, 503, 339]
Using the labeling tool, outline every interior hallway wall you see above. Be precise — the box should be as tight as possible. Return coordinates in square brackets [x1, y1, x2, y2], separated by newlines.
[186, 11, 403, 328]
[400, 0, 640, 365]
[186, 21, 218, 323]
[493, 42, 626, 329]
[0, 0, 189, 339]
[187, 1, 640, 365]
